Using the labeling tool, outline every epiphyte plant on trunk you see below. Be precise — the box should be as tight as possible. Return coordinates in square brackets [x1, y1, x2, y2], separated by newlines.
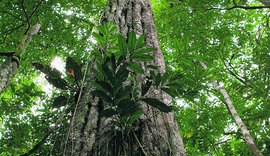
[30, 22, 183, 155]
[90, 22, 180, 133]
[31, 22, 181, 121]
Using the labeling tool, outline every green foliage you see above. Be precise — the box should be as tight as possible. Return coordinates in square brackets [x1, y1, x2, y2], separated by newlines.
[152, 0, 270, 155]
[0, 0, 269, 155]
[0, 0, 105, 155]
[90, 23, 173, 132]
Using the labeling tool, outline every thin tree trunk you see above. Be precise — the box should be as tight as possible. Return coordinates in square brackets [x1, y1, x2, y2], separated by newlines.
[199, 61, 263, 156]
[0, 22, 41, 94]
[63, 0, 186, 155]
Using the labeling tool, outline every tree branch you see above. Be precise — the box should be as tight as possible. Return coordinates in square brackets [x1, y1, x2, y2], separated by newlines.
[208, 5, 270, 11]
[223, 59, 252, 88]
[22, 0, 44, 35]
[29, 0, 44, 20]
[21, 0, 30, 35]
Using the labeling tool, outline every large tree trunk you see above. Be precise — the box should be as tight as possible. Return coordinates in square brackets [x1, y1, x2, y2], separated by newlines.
[63, 0, 186, 155]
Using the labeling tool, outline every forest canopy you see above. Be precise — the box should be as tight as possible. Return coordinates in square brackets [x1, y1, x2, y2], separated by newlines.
[0, 0, 269, 155]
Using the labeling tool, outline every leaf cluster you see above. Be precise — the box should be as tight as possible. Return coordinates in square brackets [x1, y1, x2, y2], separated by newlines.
[90, 23, 177, 132]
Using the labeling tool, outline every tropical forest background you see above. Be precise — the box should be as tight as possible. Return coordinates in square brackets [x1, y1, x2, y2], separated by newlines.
[0, 0, 269, 155]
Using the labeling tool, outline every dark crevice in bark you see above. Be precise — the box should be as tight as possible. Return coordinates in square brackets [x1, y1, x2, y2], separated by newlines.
[140, 2, 144, 34]
[78, 103, 90, 151]
[78, 101, 92, 154]
[96, 99, 103, 129]
[122, 6, 128, 36]
[130, 0, 135, 32]
[81, 102, 91, 133]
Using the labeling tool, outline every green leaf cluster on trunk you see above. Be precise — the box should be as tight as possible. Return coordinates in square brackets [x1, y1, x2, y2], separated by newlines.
[90, 23, 182, 132]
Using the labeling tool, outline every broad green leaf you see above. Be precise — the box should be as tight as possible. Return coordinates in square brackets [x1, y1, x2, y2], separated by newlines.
[128, 31, 136, 53]
[108, 34, 118, 42]
[114, 88, 129, 104]
[146, 65, 158, 70]
[91, 90, 113, 103]
[117, 55, 126, 65]
[181, 58, 193, 67]
[128, 62, 144, 74]
[141, 80, 152, 96]
[130, 54, 154, 62]
[160, 72, 170, 86]
[97, 25, 106, 36]
[92, 69, 103, 80]
[154, 73, 162, 87]
[115, 63, 129, 82]
[111, 53, 117, 72]
[161, 87, 177, 97]
[135, 34, 146, 49]
[102, 64, 114, 83]
[133, 47, 156, 56]
[140, 98, 172, 112]
[107, 22, 117, 33]
[104, 56, 110, 64]
[127, 109, 143, 124]
[114, 71, 129, 89]
[92, 32, 105, 46]
[95, 80, 113, 94]
[114, 86, 132, 104]
[118, 34, 127, 54]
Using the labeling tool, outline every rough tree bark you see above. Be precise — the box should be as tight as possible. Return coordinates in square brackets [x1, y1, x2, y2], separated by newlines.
[0, 55, 20, 94]
[200, 61, 263, 156]
[63, 0, 186, 155]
